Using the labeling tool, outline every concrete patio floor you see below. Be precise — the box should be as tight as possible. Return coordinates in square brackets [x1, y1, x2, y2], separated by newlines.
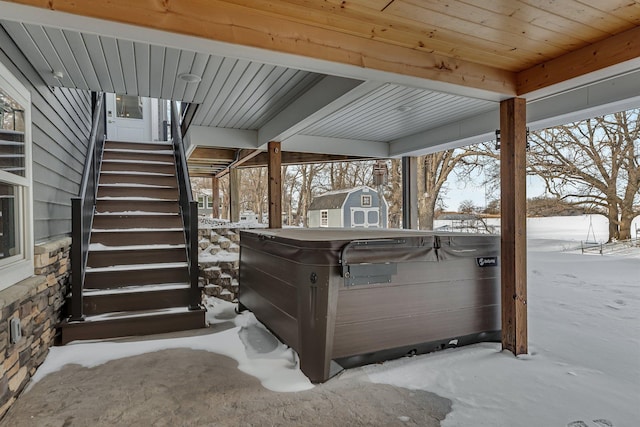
[0, 327, 451, 427]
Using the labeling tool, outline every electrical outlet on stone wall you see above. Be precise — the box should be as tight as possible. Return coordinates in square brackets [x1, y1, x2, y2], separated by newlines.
[9, 317, 22, 344]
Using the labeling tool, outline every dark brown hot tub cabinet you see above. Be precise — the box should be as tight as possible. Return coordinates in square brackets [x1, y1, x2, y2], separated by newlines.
[238, 229, 500, 383]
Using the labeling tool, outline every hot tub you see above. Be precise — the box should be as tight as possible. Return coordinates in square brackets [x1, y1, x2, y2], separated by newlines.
[238, 228, 500, 383]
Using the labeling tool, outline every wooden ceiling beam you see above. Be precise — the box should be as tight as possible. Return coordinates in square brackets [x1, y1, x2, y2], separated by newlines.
[6, 0, 516, 95]
[240, 151, 377, 168]
[189, 147, 236, 161]
[517, 25, 640, 95]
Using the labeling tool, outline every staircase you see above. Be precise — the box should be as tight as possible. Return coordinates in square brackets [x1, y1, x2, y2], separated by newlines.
[60, 140, 205, 344]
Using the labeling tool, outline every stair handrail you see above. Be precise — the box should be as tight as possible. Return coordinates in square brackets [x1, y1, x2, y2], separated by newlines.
[70, 92, 106, 321]
[170, 101, 200, 310]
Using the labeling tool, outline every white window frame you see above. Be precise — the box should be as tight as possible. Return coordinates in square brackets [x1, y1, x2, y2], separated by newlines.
[0, 61, 33, 291]
[361, 194, 372, 207]
[320, 209, 329, 227]
[197, 195, 205, 209]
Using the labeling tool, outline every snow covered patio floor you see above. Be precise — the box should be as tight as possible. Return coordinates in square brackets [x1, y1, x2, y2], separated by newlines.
[0, 323, 450, 427]
[1, 230, 638, 426]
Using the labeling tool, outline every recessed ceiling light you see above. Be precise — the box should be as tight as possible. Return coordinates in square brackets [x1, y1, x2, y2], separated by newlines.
[178, 73, 202, 83]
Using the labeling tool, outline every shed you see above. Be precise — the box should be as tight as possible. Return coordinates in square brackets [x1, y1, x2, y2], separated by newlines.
[308, 186, 388, 228]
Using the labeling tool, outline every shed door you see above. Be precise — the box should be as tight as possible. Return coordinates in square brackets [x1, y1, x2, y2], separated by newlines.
[350, 207, 380, 228]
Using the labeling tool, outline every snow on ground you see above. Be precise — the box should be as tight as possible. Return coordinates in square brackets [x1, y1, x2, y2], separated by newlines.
[30, 298, 313, 393]
[28, 216, 639, 426]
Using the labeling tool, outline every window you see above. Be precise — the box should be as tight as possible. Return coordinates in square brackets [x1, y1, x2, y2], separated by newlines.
[0, 62, 32, 291]
[115, 95, 143, 119]
[197, 196, 205, 209]
[320, 210, 329, 227]
[206, 197, 213, 209]
[361, 194, 372, 207]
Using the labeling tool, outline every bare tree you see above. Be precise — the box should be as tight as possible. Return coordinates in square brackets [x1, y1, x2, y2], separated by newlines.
[418, 147, 494, 229]
[528, 109, 640, 241]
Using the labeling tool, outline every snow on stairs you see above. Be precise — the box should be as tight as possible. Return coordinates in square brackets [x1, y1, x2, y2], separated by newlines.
[60, 140, 205, 344]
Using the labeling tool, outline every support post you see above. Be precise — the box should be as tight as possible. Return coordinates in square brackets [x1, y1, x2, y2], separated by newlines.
[499, 97, 528, 355]
[268, 141, 282, 228]
[401, 157, 418, 229]
[229, 167, 240, 223]
[211, 176, 220, 218]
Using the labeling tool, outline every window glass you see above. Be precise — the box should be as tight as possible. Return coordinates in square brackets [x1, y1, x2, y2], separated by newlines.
[198, 196, 205, 209]
[0, 87, 25, 177]
[115, 95, 143, 119]
[320, 210, 328, 227]
[0, 182, 20, 261]
[361, 195, 372, 207]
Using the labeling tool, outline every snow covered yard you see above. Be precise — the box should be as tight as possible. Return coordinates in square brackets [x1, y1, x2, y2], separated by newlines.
[364, 247, 640, 426]
[19, 217, 640, 426]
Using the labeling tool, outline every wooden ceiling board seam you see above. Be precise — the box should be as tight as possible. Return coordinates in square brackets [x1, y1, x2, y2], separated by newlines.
[522, 0, 634, 32]
[383, 1, 575, 59]
[182, 52, 210, 102]
[117, 39, 138, 95]
[61, 29, 102, 91]
[461, 0, 613, 41]
[209, 61, 265, 126]
[43, 27, 89, 90]
[81, 33, 114, 93]
[133, 42, 150, 97]
[160, 47, 180, 100]
[576, 0, 640, 26]
[393, 0, 589, 51]
[171, 49, 196, 101]
[100, 36, 126, 94]
[148, 44, 165, 99]
[223, 0, 537, 70]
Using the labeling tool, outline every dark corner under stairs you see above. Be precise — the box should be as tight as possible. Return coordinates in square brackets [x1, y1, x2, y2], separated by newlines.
[60, 140, 205, 344]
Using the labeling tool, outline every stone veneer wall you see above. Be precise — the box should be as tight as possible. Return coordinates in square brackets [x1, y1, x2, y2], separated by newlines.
[0, 237, 71, 418]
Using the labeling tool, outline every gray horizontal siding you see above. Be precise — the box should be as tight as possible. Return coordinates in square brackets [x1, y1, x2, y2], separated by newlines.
[0, 26, 91, 243]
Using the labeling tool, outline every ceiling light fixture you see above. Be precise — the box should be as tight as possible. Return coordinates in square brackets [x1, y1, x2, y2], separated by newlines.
[396, 105, 412, 113]
[178, 73, 202, 83]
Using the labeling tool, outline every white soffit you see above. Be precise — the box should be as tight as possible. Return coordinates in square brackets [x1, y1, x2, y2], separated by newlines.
[301, 84, 497, 142]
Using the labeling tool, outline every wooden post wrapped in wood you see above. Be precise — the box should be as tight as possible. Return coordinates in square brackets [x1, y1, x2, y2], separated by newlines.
[499, 97, 528, 355]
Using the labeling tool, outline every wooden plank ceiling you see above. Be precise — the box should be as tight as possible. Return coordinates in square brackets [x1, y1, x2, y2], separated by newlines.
[4, 0, 639, 95]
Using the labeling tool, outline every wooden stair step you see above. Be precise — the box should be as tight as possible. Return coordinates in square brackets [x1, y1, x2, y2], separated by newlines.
[85, 263, 189, 289]
[92, 213, 182, 229]
[87, 246, 187, 267]
[59, 307, 206, 345]
[104, 140, 173, 151]
[95, 199, 180, 214]
[102, 149, 175, 163]
[101, 160, 176, 174]
[81, 283, 192, 315]
[90, 229, 185, 246]
[97, 186, 179, 200]
[99, 172, 177, 186]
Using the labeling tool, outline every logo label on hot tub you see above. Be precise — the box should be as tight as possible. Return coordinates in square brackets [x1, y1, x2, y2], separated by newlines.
[476, 257, 498, 267]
